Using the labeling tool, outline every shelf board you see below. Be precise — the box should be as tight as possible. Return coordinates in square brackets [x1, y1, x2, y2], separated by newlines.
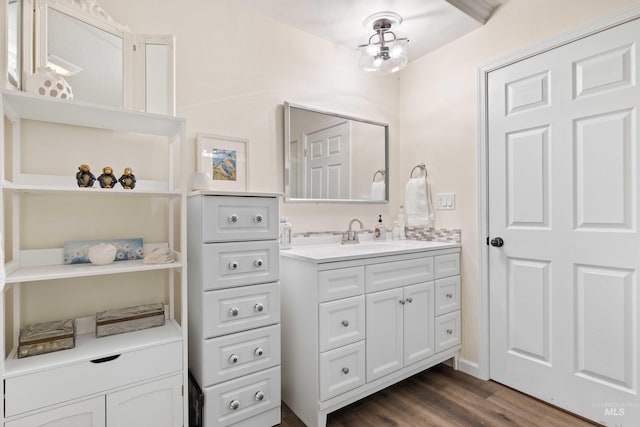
[5, 257, 184, 285]
[2, 182, 182, 197]
[3, 320, 183, 378]
[2, 91, 185, 138]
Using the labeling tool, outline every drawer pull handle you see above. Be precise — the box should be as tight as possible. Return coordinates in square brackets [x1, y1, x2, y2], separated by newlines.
[446, 328, 454, 335]
[341, 320, 349, 327]
[254, 214, 264, 223]
[228, 214, 239, 223]
[229, 307, 240, 317]
[229, 400, 240, 410]
[446, 293, 453, 299]
[254, 303, 265, 313]
[254, 259, 264, 267]
[406, 297, 413, 303]
[90, 354, 121, 364]
[399, 299, 405, 305]
[229, 354, 239, 364]
[342, 367, 350, 375]
[229, 261, 239, 270]
[255, 391, 265, 401]
[254, 347, 264, 357]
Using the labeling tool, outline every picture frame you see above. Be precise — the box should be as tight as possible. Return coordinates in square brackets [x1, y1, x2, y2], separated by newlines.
[196, 133, 249, 192]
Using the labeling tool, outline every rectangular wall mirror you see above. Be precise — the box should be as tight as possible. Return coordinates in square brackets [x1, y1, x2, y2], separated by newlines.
[284, 102, 389, 203]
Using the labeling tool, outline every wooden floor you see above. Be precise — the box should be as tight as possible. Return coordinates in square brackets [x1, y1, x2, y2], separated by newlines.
[278, 364, 598, 427]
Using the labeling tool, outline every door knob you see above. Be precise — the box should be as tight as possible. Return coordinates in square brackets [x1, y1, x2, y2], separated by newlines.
[490, 237, 504, 247]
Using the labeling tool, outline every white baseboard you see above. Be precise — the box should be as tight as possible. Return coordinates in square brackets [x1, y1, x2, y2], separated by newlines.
[458, 358, 486, 379]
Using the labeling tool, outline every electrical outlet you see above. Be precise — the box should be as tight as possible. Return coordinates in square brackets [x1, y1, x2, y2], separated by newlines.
[435, 193, 455, 210]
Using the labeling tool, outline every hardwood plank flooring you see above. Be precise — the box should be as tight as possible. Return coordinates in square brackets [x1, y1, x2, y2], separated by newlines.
[278, 364, 599, 427]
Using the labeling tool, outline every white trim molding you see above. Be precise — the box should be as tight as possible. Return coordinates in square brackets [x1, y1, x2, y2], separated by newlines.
[445, 0, 498, 24]
[476, 3, 640, 381]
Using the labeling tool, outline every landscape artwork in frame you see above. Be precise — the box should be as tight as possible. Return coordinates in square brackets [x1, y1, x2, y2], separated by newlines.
[196, 133, 248, 191]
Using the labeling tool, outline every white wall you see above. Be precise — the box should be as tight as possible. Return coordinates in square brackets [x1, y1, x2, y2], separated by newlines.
[398, 0, 640, 365]
[100, 0, 400, 232]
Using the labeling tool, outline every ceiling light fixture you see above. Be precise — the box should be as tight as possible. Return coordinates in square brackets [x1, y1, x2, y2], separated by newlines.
[357, 11, 409, 75]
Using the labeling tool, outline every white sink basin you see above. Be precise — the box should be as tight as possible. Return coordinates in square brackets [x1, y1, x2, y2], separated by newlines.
[280, 239, 459, 263]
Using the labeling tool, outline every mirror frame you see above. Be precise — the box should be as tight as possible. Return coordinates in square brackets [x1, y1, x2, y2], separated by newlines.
[18, 0, 175, 114]
[284, 101, 389, 204]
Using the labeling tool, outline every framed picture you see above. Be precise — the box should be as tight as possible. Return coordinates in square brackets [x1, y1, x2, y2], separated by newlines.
[196, 133, 249, 191]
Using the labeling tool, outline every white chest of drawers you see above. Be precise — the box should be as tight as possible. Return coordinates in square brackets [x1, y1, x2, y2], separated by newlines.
[188, 193, 281, 427]
[280, 241, 461, 427]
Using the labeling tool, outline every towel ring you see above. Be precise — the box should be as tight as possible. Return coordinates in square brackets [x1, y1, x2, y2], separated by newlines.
[372, 169, 385, 182]
[410, 163, 427, 178]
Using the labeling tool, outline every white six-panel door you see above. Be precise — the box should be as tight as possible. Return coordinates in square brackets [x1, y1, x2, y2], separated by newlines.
[304, 121, 350, 199]
[489, 19, 640, 425]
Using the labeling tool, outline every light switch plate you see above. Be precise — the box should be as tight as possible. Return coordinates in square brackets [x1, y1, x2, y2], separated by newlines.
[435, 193, 455, 210]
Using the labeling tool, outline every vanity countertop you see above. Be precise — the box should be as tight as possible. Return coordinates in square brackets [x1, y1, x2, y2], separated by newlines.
[280, 239, 460, 263]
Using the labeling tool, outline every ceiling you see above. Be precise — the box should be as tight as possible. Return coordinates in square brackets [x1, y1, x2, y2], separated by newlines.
[235, 0, 505, 63]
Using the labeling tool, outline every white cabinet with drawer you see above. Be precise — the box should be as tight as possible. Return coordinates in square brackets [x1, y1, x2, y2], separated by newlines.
[188, 193, 281, 426]
[281, 241, 461, 427]
[0, 92, 187, 426]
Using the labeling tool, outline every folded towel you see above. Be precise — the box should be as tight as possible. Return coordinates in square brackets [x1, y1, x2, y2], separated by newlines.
[370, 181, 385, 201]
[405, 176, 435, 227]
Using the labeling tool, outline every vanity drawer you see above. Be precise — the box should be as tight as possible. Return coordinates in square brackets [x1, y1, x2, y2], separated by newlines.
[201, 325, 281, 387]
[319, 296, 365, 352]
[434, 253, 460, 279]
[435, 276, 461, 316]
[319, 266, 365, 302]
[202, 282, 280, 338]
[202, 240, 279, 290]
[204, 366, 280, 427]
[365, 256, 434, 293]
[319, 341, 365, 401]
[5, 340, 182, 417]
[201, 196, 278, 242]
[435, 311, 461, 353]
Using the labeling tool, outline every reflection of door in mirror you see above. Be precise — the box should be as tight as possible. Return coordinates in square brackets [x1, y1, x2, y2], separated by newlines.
[7, 0, 21, 89]
[47, 8, 123, 107]
[304, 120, 350, 199]
[285, 102, 388, 203]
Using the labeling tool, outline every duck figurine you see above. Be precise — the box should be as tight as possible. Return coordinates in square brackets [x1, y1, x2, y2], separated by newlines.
[76, 164, 96, 188]
[118, 167, 136, 190]
[97, 166, 117, 189]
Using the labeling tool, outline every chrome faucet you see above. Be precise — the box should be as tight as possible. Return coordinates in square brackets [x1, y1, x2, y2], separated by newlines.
[342, 218, 364, 244]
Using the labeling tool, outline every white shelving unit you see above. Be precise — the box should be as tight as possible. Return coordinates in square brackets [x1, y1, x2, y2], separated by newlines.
[0, 90, 187, 426]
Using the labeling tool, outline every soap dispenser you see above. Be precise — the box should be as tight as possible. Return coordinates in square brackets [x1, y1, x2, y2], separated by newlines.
[374, 214, 386, 241]
[279, 217, 292, 249]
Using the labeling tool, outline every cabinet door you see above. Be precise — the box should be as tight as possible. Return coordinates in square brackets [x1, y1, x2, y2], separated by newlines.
[366, 288, 403, 382]
[404, 282, 435, 366]
[6, 396, 105, 427]
[106, 374, 182, 427]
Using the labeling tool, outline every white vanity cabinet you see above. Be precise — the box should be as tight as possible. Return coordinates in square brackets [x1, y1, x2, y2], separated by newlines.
[0, 91, 188, 426]
[187, 193, 281, 427]
[281, 242, 461, 427]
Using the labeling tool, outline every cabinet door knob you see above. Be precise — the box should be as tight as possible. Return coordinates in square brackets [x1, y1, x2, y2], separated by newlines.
[254, 214, 264, 223]
[228, 307, 240, 317]
[254, 259, 264, 267]
[228, 214, 239, 223]
[399, 299, 405, 305]
[229, 261, 239, 270]
[341, 320, 349, 327]
[254, 303, 265, 312]
[229, 354, 239, 364]
[229, 400, 240, 410]
[255, 391, 265, 401]
[446, 293, 453, 299]
[342, 367, 350, 375]
[406, 297, 413, 303]
[254, 347, 264, 357]
[446, 328, 454, 335]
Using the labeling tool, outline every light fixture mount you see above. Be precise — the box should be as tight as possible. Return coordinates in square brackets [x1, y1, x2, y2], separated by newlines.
[357, 11, 409, 75]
